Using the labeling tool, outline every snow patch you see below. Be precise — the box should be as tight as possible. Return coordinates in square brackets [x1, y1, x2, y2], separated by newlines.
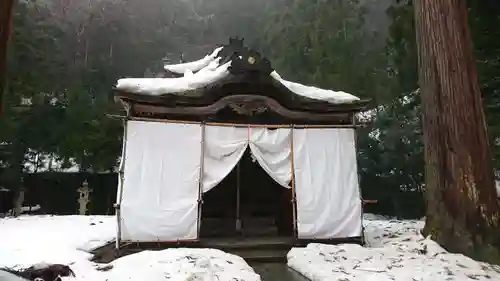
[270, 71, 360, 104]
[0, 215, 261, 281]
[363, 216, 425, 248]
[98, 249, 260, 281]
[5, 205, 41, 215]
[117, 60, 230, 95]
[0, 215, 115, 269]
[118, 47, 361, 104]
[288, 215, 500, 281]
[164, 47, 223, 74]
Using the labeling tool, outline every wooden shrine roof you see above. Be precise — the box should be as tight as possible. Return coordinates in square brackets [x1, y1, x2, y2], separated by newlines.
[114, 37, 371, 124]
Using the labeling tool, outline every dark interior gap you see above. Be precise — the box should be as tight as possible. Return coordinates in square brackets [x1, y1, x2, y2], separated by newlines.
[200, 148, 294, 238]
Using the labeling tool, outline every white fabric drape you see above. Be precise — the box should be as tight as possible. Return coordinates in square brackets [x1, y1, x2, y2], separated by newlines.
[118, 121, 361, 242]
[202, 126, 249, 192]
[293, 128, 362, 239]
[201, 126, 292, 191]
[120, 121, 202, 241]
[249, 128, 292, 188]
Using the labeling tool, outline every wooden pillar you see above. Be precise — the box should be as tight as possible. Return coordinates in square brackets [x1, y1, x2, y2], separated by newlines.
[236, 161, 242, 233]
[352, 114, 365, 244]
[290, 126, 298, 238]
[196, 123, 206, 238]
[115, 104, 130, 253]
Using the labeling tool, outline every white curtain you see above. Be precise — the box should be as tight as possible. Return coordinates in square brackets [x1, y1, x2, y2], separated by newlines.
[119, 122, 362, 242]
[293, 128, 362, 239]
[249, 128, 292, 188]
[201, 126, 293, 191]
[202, 126, 249, 192]
[120, 121, 202, 242]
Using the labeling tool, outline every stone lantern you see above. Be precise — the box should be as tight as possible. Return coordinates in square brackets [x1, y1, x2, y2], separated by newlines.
[77, 179, 92, 215]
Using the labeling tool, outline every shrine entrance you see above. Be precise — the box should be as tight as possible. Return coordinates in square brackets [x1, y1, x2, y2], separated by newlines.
[200, 148, 294, 238]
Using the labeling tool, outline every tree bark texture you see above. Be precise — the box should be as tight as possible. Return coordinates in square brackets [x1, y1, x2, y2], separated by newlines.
[415, 0, 500, 262]
[0, 0, 14, 115]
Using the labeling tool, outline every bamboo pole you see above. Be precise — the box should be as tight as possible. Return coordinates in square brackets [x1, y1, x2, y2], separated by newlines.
[115, 119, 128, 252]
[115, 105, 131, 253]
[110, 115, 366, 129]
[236, 161, 242, 233]
[292, 124, 363, 129]
[290, 126, 298, 238]
[196, 123, 206, 238]
[352, 114, 365, 244]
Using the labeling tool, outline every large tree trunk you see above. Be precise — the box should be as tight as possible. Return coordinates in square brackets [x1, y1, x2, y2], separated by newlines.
[415, 0, 500, 263]
[0, 0, 14, 115]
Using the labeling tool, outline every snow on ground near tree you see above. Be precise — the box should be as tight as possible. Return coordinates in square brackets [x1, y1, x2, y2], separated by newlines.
[0, 215, 115, 267]
[0, 215, 260, 281]
[288, 214, 500, 281]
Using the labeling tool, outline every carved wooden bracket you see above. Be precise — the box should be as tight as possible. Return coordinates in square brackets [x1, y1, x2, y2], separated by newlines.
[228, 100, 268, 116]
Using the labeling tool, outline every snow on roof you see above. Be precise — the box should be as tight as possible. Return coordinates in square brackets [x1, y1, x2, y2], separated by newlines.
[164, 47, 224, 75]
[117, 47, 360, 104]
[117, 59, 231, 95]
[270, 71, 359, 104]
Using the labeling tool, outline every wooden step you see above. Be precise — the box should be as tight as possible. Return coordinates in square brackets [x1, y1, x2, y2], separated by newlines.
[200, 237, 294, 251]
[107, 244, 290, 263]
[250, 263, 310, 281]
[228, 248, 289, 263]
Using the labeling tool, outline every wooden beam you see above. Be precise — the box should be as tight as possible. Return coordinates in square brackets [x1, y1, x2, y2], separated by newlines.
[127, 95, 360, 122]
[116, 116, 364, 128]
[362, 200, 378, 205]
[113, 87, 371, 114]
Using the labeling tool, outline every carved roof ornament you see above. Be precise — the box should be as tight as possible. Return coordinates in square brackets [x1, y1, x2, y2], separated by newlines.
[216, 36, 273, 76]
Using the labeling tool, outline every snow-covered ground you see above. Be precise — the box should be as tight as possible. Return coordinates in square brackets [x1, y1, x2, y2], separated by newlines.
[288, 214, 500, 281]
[0, 215, 260, 281]
[0, 215, 115, 268]
[91, 249, 259, 281]
[2, 214, 500, 281]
